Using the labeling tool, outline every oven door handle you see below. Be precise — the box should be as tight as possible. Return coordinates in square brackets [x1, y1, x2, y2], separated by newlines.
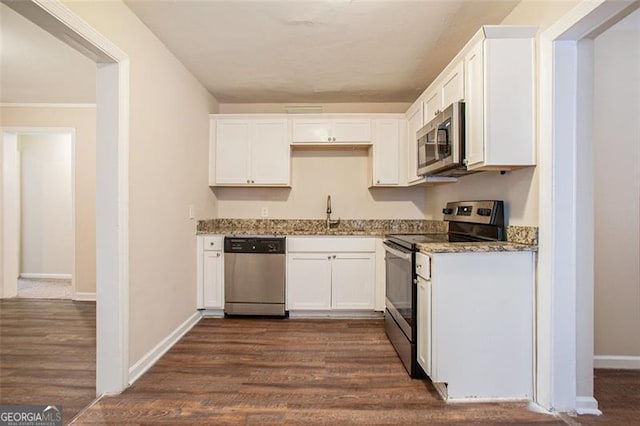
[383, 241, 412, 260]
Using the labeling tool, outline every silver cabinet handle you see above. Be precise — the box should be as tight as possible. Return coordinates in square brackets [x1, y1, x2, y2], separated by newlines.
[333, 255, 336, 259]
[216, 252, 221, 257]
[327, 255, 331, 259]
[327, 137, 331, 142]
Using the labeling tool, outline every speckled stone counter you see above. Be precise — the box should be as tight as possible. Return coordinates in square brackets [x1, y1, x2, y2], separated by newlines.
[197, 218, 447, 236]
[197, 219, 539, 251]
[417, 241, 537, 254]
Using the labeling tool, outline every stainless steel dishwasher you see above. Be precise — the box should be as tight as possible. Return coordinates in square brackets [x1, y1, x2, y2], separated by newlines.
[224, 236, 286, 316]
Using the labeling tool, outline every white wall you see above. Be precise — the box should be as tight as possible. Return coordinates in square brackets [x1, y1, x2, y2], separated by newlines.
[60, 0, 218, 366]
[1, 106, 96, 294]
[593, 12, 640, 359]
[19, 133, 72, 276]
[423, 0, 580, 226]
[216, 149, 426, 219]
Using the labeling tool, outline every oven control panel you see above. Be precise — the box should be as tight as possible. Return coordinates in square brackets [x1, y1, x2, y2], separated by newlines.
[442, 200, 504, 225]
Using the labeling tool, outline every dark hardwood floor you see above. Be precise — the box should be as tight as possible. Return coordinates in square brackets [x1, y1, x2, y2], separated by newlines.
[0, 298, 96, 425]
[74, 318, 567, 425]
[575, 369, 640, 425]
[1, 304, 636, 425]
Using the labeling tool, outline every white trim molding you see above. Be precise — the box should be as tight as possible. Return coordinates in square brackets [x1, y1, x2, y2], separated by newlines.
[576, 396, 602, 416]
[19, 273, 72, 280]
[74, 292, 96, 302]
[128, 312, 201, 385]
[594, 355, 640, 370]
[537, 0, 637, 414]
[7, 0, 132, 396]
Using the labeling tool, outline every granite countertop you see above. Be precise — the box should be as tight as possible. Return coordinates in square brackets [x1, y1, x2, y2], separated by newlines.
[197, 219, 539, 248]
[418, 241, 538, 254]
[197, 218, 447, 237]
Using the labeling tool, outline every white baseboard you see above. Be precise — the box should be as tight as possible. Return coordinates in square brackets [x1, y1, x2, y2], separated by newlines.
[288, 310, 384, 319]
[594, 355, 640, 369]
[576, 396, 602, 415]
[128, 311, 201, 385]
[74, 292, 96, 301]
[199, 309, 225, 318]
[20, 273, 72, 280]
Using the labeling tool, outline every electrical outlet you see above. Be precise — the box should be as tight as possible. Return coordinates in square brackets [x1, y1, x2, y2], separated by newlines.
[261, 207, 269, 218]
[188, 204, 195, 220]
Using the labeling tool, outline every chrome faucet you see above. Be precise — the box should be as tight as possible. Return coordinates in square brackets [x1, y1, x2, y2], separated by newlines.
[326, 195, 340, 230]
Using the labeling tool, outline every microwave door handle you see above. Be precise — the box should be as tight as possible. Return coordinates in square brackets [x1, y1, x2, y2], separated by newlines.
[437, 127, 450, 155]
[383, 242, 412, 260]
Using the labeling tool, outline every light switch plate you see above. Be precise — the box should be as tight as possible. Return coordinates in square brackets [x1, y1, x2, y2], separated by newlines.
[261, 207, 268, 218]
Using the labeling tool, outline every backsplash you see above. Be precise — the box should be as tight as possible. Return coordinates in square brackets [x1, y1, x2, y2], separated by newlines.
[506, 226, 538, 246]
[197, 218, 538, 246]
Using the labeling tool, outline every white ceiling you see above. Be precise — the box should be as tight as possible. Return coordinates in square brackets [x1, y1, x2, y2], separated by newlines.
[0, 0, 521, 105]
[0, 2, 96, 104]
[125, 0, 520, 103]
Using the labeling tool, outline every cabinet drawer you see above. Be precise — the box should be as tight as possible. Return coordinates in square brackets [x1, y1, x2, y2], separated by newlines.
[416, 252, 431, 280]
[203, 236, 224, 251]
[287, 237, 376, 253]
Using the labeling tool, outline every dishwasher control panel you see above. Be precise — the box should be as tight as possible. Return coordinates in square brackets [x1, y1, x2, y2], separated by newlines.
[224, 237, 286, 254]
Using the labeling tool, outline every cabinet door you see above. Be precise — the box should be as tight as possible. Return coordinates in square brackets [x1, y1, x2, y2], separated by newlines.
[464, 40, 485, 168]
[423, 89, 442, 124]
[441, 61, 464, 108]
[291, 119, 331, 143]
[215, 120, 251, 184]
[331, 253, 375, 310]
[417, 276, 432, 378]
[373, 119, 400, 185]
[331, 119, 372, 143]
[287, 253, 331, 310]
[203, 251, 223, 309]
[250, 119, 289, 185]
[406, 104, 423, 185]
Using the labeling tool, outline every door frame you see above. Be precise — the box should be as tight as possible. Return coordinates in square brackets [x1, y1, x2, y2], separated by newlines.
[2, 0, 132, 395]
[537, 0, 638, 414]
[1, 127, 76, 298]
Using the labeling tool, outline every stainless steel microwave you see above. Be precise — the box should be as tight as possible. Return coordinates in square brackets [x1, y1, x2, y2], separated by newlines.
[417, 102, 471, 177]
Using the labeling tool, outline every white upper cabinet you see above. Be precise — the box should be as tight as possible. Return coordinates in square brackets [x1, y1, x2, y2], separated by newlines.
[441, 61, 465, 109]
[463, 26, 537, 171]
[291, 116, 372, 145]
[405, 103, 423, 185]
[422, 62, 464, 125]
[371, 117, 405, 187]
[210, 116, 290, 186]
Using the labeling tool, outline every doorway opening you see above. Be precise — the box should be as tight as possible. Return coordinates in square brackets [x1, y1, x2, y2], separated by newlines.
[1, 129, 76, 300]
[0, 0, 131, 396]
[537, 0, 639, 414]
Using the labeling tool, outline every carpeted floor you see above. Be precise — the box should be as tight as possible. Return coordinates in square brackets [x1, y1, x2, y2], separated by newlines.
[17, 278, 73, 299]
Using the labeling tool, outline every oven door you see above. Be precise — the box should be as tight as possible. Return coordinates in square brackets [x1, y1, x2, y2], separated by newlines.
[383, 241, 413, 340]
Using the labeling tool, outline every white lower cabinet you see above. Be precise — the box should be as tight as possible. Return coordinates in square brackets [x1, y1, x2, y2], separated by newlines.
[197, 236, 224, 311]
[287, 237, 376, 311]
[331, 254, 375, 309]
[418, 250, 535, 400]
[286, 253, 332, 310]
[417, 274, 432, 378]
